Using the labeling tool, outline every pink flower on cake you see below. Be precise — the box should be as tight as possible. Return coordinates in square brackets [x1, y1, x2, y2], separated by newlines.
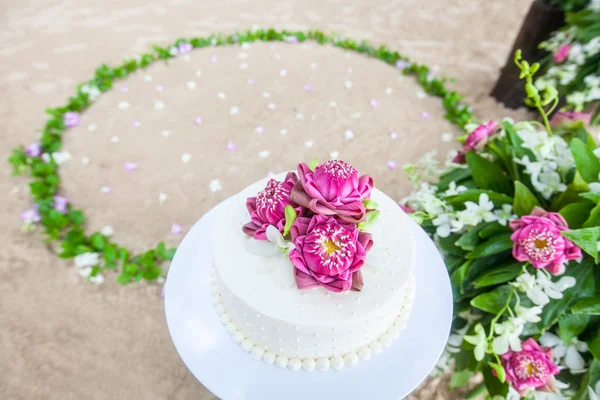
[289, 215, 373, 293]
[242, 172, 303, 240]
[464, 121, 498, 151]
[549, 111, 591, 128]
[553, 44, 571, 64]
[509, 207, 581, 275]
[290, 160, 373, 223]
[500, 338, 559, 396]
[63, 112, 80, 128]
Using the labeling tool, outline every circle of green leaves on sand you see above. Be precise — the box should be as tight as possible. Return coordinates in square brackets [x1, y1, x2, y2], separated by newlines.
[8, 28, 473, 285]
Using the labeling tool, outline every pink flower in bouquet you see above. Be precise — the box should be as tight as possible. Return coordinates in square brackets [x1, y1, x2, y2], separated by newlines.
[452, 151, 467, 164]
[510, 207, 581, 275]
[289, 215, 373, 293]
[63, 112, 80, 128]
[464, 121, 498, 151]
[549, 111, 591, 128]
[399, 204, 415, 214]
[553, 44, 571, 63]
[501, 338, 559, 396]
[53, 195, 69, 214]
[290, 160, 373, 223]
[242, 172, 303, 240]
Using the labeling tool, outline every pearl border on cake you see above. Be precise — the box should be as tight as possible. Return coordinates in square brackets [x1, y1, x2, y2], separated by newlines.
[210, 268, 416, 372]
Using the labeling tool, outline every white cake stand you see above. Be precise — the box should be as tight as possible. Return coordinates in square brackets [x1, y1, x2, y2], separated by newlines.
[164, 197, 453, 400]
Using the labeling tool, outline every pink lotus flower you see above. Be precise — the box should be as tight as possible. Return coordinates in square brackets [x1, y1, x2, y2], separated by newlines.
[510, 207, 581, 275]
[242, 172, 303, 240]
[500, 338, 559, 396]
[289, 215, 373, 293]
[464, 121, 498, 151]
[290, 160, 373, 223]
[63, 112, 80, 128]
[549, 111, 591, 128]
[53, 195, 69, 214]
[553, 44, 570, 64]
[25, 142, 42, 157]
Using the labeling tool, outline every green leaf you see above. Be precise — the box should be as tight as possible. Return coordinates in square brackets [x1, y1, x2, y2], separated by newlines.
[478, 223, 511, 239]
[572, 296, 600, 315]
[559, 314, 590, 345]
[573, 360, 600, 399]
[513, 181, 541, 216]
[103, 244, 118, 264]
[116, 272, 132, 284]
[90, 233, 106, 251]
[504, 121, 535, 161]
[437, 167, 471, 192]
[587, 327, 600, 362]
[451, 261, 470, 299]
[580, 192, 600, 202]
[124, 264, 139, 274]
[466, 152, 513, 195]
[142, 266, 162, 281]
[584, 203, 600, 228]
[535, 259, 594, 331]
[362, 199, 378, 210]
[455, 223, 493, 251]
[140, 250, 156, 267]
[283, 205, 297, 237]
[482, 364, 508, 397]
[445, 190, 513, 208]
[472, 261, 522, 289]
[67, 210, 86, 225]
[570, 138, 600, 183]
[559, 202, 595, 229]
[119, 248, 130, 263]
[308, 158, 318, 171]
[438, 233, 466, 256]
[466, 233, 513, 259]
[488, 361, 506, 383]
[471, 284, 513, 314]
[449, 370, 473, 390]
[562, 228, 600, 262]
[357, 209, 380, 231]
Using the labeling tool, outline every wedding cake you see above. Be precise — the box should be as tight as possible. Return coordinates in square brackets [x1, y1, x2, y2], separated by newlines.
[210, 160, 416, 372]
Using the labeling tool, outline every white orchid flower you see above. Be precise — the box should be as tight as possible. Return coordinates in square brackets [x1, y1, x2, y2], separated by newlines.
[540, 332, 589, 374]
[245, 225, 294, 256]
[464, 323, 487, 361]
[492, 318, 523, 355]
[515, 304, 542, 324]
[588, 380, 600, 400]
[494, 204, 518, 226]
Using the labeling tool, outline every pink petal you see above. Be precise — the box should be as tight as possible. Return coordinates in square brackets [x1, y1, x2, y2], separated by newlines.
[370, 99, 379, 108]
[387, 160, 397, 170]
[421, 112, 431, 119]
[255, 125, 265, 134]
[171, 223, 183, 235]
[132, 121, 141, 128]
[304, 85, 312, 92]
[226, 141, 236, 151]
[194, 116, 202, 124]
[120, 86, 128, 93]
[390, 131, 398, 139]
[156, 85, 164, 92]
[124, 161, 138, 171]
[247, 78, 256, 85]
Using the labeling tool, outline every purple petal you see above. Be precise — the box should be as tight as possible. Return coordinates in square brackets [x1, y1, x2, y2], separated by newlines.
[255, 125, 265, 134]
[304, 85, 312, 92]
[387, 160, 397, 170]
[226, 141, 236, 151]
[194, 116, 202, 124]
[156, 85, 164, 92]
[390, 131, 398, 139]
[25, 142, 42, 157]
[120, 86, 128, 93]
[421, 112, 431, 119]
[370, 99, 379, 108]
[247, 78, 256, 85]
[210, 55, 217, 64]
[63, 112, 80, 128]
[124, 161, 138, 171]
[171, 223, 183, 235]
[396, 60, 410, 70]
[132, 121, 141, 128]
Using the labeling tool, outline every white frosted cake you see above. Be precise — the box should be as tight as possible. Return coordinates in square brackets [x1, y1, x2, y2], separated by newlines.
[210, 160, 416, 372]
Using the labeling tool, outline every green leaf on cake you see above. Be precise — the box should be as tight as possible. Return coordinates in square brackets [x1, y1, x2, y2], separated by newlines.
[283, 205, 297, 237]
[466, 151, 513, 195]
[357, 210, 380, 232]
[363, 199, 378, 210]
[513, 181, 541, 216]
[570, 138, 600, 183]
[562, 227, 600, 262]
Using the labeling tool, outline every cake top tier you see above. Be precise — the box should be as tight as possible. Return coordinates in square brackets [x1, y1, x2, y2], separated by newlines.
[212, 167, 415, 326]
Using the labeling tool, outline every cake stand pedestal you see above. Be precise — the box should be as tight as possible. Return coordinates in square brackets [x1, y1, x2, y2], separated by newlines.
[164, 197, 453, 400]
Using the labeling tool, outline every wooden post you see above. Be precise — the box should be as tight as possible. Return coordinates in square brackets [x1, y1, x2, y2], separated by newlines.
[491, 0, 565, 109]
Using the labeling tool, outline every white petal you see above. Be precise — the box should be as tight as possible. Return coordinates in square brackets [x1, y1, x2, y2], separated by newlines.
[545, 286, 564, 299]
[266, 225, 286, 248]
[540, 332, 562, 347]
[436, 224, 451, 238]
[565, 346, 586, 371]
[589, 386, 600, 400]
[492, 336, 509, 355]
[508, 335, 522, 352]
[554, 276, 576, 291]
[528, 287, 550, 305]
[474, 344, 485, 361]
[245, 238, 280, 256]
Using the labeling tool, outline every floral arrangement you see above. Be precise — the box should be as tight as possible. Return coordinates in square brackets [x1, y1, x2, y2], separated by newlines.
[402, 51, 600, 399]
[535, 1, 600, 124]
[242, 160, 378, 293]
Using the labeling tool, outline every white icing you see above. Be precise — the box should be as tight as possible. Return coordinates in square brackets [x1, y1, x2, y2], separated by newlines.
[241, 339, 254, 352]
[232, 331, 244, 344]
[379, 334, 392, 348]
[251, 346, 265, 360]
[263, 352, 276, 365]
[288, 358, 302, 371]
[344, 352, 359, 367]
[276, 355, 289, 369]
[358, 347, 372, 361]
[330, 356, 344, 371]
[302, 359, 316, 372]
[226, 322, 237, 334]
[316, 357, 331, 371]
[369, 341, 383, 355]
